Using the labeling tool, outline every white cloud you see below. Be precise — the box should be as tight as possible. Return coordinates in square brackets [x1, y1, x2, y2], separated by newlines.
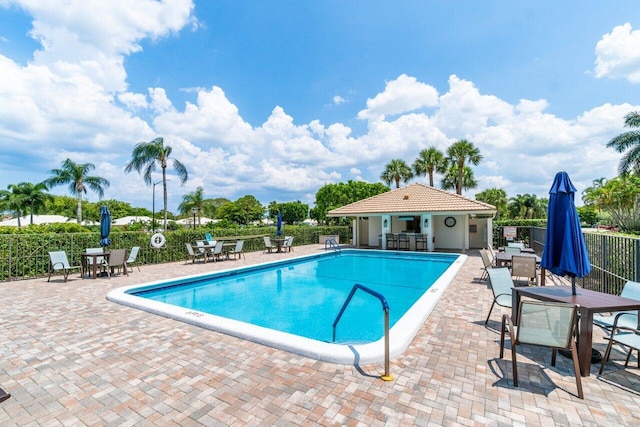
[595, 23, 640, 83]
[333, 95, 346, 105]
[357, 74, 439, 121]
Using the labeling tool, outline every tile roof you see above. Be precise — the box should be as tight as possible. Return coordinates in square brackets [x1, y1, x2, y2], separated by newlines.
[327, 183, 496, 216]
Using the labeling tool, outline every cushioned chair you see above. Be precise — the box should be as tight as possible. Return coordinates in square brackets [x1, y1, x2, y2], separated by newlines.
[126, 246, 140, 272]
[511, 255, 537, 286]
[500, 300, 583, 399]
[485, 267, 514, 325]
[593, 280, 640, 332]
[47, 251, 82, 282]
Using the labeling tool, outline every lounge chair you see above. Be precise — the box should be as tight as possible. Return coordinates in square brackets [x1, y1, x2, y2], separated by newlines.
[185, 243, 206, 264]
[47, 251, 82, 282]
[500, 300, 583, 399]
[593, 280, 640, 332]
[126, 246, 140, 272]
[510, 255, 537, 286]
[263, 236, 277, 253]
[103, 248, 128, 278]
[228, 240, 245, 260]
[485, 267, 514, 325]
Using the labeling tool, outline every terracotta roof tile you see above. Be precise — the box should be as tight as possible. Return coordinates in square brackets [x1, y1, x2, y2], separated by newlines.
[327, 183, 496, 216]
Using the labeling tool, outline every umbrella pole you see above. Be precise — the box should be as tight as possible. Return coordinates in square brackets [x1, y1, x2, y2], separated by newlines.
[571, 276, 576, 295]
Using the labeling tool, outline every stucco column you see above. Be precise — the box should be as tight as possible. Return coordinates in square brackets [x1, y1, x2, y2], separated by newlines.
[381, 214, 391, 249]
[422, 214, 434, 251]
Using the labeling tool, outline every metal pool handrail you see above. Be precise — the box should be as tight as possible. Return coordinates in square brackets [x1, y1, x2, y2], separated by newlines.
[324, 238, 341, 251]
[332, 283, 393, 381]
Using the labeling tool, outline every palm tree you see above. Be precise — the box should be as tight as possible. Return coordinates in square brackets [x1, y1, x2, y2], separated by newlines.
[446, 139, 482, 195]
[441, 165, 478, 193]
[412, 147, 448, 187]
[12, 182, 51, 224]
[381, 159, 413, 188]
[607, 111, 640, 175]
[125, 137, 188, 232]
[0, 184, 28, 226]
[178, 186, 205, 226]
[45, 159, 110, 223]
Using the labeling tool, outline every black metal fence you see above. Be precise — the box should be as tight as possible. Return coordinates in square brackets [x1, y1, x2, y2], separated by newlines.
[0, 226, 351, 282]
[494, 225, 639, 296]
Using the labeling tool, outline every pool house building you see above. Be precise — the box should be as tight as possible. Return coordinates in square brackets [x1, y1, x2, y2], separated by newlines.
[327, 183, 497, 252]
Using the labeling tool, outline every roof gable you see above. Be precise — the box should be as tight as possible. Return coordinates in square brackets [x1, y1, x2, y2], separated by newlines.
[327, 183, 496, 216]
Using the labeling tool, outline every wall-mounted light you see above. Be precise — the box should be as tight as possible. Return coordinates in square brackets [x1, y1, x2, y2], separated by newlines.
[383, 219, 388, 228]
[424, 218, 428, 227]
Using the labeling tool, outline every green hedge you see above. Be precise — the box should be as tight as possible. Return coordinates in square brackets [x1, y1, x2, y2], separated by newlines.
[0, 225, 350, 281]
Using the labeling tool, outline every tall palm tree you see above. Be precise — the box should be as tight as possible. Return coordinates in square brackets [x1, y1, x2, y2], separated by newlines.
[178, 186, 205, 226]
[381, 159, 413, 188]
[412, 147, 448, 187]
[125, 137, 188, 231]
[607, 111, 640, 175]
[13, 182, 51, 224]
[441, 165, 478, 193]
[0, 184, 28, 226]
[45, 159, 110, 223]
[446, 139, 482, 195]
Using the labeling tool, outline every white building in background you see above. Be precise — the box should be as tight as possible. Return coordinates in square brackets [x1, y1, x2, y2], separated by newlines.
[0, 215, 98, 227]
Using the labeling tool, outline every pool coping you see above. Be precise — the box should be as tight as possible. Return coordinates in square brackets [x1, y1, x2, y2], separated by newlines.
[107, 249, 467, 365]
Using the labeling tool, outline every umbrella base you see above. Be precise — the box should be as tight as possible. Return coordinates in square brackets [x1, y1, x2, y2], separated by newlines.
[559, 348, 602, 363]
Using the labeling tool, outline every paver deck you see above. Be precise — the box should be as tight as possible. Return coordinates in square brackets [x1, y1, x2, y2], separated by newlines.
[1, 245, 639, 425]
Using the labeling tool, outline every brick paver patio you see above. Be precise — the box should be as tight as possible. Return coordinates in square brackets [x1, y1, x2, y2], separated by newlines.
[1, 245, 639, 425]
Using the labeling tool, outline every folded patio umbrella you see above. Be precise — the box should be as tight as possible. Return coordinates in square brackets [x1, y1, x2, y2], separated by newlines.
[541, 171, 591, 295]
[100, 205, 112, 247]
[276, 212, 283, 236]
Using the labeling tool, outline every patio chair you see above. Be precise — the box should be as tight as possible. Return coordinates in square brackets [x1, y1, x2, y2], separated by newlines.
[397, 233, 410, 250]
[485, 267, 514, 325]
[47, 251, 82, 282]
[500, 300, 583, 399]
[479, 249, 493, 281]
[282, 236, 294, 252]
[126, 246, 141, 272]
[84, 247, 107, 277]
[228, 240, 245, 260]
[511, 255, 537, 286]
[263, 236, 277, 253]
[599, 313, 640, 374]
[385, 233, 397, 250]
[504, 246, 522, 255]
[508, 241, 526, 250]
[211, 240, 225, 261]
[103, 248, 128, 278]
[593, 280, 640, 332]
[185, 243, 206, 264]
[487, 244, 497, 265]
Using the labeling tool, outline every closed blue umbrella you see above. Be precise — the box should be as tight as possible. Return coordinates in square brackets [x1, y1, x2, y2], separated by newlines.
[541, 171, 591, 295]
[100, 205, 112, 247]
[276, 212, 283, 236]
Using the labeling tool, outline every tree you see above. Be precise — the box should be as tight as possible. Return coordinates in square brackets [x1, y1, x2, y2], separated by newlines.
[268, 201, 309, 224]
[313, 180, 389, 224]
[412, 147, 447, 187]
[475, 188, 508, 219]
[202, 197, 231, 219]
[44, 159, 110, 223]
[125, 137, 188, 231]
[508, 194, 547, 219]
[441, 164, 478, 193]
[446, 139, 482, 195]
[582, 174, 640, 231]
[178, 186, 205, 226]
[15, 182, 52, 224]
[607, 111, 640, 175]
[0, 184, 28, 226]
[380, 159, 413, 188]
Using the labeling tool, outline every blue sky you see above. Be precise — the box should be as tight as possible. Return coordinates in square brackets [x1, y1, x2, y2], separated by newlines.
[1, 0, 639, 215]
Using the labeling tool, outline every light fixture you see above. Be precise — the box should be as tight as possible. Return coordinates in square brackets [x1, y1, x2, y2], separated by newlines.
[383, 219, 388, 228]
[424, 218, 428, 227]
[191, 207, 198, 230]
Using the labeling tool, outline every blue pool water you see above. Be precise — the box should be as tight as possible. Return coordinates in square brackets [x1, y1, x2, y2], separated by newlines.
[108, 249, 465, 364]
[130, 251, 455, 343]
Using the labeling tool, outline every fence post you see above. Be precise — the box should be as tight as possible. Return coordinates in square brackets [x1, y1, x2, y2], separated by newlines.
[635, 239, 640, 283]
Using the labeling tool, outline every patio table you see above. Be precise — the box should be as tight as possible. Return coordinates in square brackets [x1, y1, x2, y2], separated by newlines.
[494, 252, 545, 286]
[512, 286, 640, 376]
[82, 251, 110, 279]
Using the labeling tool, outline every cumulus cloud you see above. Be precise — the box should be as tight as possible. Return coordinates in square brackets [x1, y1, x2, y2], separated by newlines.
[595, 23, 640, 83]
[357, 74, 439, 121]
[333, 95, 346, 105]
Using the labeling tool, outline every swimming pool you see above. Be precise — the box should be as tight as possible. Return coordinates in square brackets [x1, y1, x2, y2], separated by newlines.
[107, 249, 466, 364]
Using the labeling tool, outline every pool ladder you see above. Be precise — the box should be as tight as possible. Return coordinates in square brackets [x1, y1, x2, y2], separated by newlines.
[324, 238, 341, 251]
[332, 284, 393, 381]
